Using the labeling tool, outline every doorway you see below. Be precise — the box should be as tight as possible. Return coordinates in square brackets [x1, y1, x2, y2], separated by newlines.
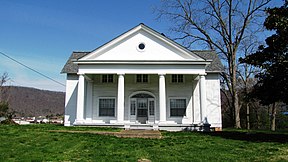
[130, 92, 155, 124]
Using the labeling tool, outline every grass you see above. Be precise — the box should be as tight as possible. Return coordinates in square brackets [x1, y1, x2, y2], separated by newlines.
[0, 124, 287, 161]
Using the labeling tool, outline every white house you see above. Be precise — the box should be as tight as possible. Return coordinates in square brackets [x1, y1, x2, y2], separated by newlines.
[61, 23, 223, 131]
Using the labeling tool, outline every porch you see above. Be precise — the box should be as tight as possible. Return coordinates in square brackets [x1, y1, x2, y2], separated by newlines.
[67, 73, 208, 129]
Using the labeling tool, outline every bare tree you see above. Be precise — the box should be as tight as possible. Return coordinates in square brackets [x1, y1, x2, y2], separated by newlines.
[0, 72, 10, 119]
[157, 0, 272, 128]
[237, 37, 261, 129]
[0, 72, 10, 101]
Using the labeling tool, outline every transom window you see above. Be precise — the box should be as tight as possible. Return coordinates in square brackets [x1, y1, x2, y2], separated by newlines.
[171, 74, 184, 83]
[99, 98, 115, 116]
[102, 74, 113, 83]
[136, 74, 148, 83]
[170, 98, 186, 117]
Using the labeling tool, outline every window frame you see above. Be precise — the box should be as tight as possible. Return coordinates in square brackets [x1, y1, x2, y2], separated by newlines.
[101, 74, 114, 83]
[171, 74, 184, 83]
[169, 97, 187, 117]
[136, 74, 149, 83]
[98, 97, 116, 117]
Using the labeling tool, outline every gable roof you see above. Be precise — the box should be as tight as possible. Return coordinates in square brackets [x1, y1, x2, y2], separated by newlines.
[79, 23, 203, 61]
[61, 23, 224, 74]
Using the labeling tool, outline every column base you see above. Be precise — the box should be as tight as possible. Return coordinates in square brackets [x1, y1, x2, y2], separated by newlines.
[74, 119, 85, 125]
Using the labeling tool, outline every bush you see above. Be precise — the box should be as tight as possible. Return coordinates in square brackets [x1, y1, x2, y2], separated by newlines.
[0, 118, 18, 125]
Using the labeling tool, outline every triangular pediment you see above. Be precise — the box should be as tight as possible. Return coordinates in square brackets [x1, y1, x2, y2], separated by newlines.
[80, 24, 204, 61]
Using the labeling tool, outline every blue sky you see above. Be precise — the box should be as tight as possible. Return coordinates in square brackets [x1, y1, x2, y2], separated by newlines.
[0, 0, 170, 92]
[0, 0, 283, 92]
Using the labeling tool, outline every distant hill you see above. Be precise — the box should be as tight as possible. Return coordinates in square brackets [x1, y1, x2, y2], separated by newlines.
[2, 86, 65, 117]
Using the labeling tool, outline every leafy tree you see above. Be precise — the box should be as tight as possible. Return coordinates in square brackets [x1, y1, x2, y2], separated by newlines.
[157, 0, 272, 128]
[240, 1, 288, 131]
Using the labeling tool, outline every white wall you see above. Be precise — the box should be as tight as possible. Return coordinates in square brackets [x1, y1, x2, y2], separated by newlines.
[64, 74, 78, 126]
[205, 73, 222, 128]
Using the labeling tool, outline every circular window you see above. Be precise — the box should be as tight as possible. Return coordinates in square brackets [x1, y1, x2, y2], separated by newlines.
[138, 43, 145, 50]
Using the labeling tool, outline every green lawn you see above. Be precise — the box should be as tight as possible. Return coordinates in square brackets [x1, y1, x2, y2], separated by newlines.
[0, 124, 287, 161]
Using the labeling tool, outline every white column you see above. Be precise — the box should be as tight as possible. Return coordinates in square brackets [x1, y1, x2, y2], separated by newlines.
[199, 75, 207, 123]
[85, 81, 93, 121]
[117, 74, 125, 123]
[75, 74, 85, 123]
[159, 74, 166, 123]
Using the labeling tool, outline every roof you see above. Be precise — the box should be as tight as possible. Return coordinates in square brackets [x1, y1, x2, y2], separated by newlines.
[61, 24, 224, 74]
[192, 50, 224, 72]
[61, 50, 224, 74]
[61, 52, 90, 74]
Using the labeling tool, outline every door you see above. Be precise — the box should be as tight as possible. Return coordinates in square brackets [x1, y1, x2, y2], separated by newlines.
[137, 98, 148, 124]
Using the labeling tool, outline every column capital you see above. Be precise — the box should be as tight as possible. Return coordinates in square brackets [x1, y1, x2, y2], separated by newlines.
[117, 73, 125, 76]
[77, 73, 85, 76]
[199, 73, 207, 77]
[158, 73, 166, 76]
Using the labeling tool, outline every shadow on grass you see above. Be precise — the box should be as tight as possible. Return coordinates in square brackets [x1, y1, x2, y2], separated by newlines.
[202, 131, 288, 143]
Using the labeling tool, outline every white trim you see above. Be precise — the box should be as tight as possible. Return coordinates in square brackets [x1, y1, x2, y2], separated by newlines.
[75, 60, 210, 65]
[128, 91, 156, 99]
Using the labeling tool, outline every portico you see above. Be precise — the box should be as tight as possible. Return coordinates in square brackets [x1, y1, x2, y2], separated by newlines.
[73, 71, 207, 126]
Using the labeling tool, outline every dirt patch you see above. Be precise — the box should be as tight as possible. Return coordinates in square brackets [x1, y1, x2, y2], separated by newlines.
[49, 129, 162, 139]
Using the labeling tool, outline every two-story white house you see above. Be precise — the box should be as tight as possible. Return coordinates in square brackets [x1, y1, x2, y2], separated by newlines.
[61, 23, 223, 131]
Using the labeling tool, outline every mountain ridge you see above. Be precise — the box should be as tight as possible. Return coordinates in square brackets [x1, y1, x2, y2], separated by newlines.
[1, 86, 65, 117]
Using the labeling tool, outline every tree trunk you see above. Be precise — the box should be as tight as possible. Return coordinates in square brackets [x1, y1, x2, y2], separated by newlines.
[234, 93, 241, 128]
[270, 103, 276, 131]
[255, 108, 260, 129]
[247, 103, 250, 130]
[232, 58, 241, 128]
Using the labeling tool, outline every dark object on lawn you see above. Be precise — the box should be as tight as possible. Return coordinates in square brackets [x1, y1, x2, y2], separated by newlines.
[0, 119, 18, 125]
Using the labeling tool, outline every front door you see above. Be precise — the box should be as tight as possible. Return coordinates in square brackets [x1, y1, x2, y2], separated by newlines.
[137, 98, 148, 124]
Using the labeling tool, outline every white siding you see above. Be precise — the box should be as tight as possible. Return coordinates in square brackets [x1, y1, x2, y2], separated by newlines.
[64, 74, 78, 126]
[206, 73, 222, 128]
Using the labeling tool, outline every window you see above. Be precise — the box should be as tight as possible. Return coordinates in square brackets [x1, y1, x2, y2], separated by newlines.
[102, 74, 113, 83]
[130, 100, 136, 115]
[149, 100, 155, 116]
[99, 98, 115, 116]
[171, 74, 184, 83]
[136, 74, 148, 83]
[170, 99, 186, 117]
[138, 43, 145, 50]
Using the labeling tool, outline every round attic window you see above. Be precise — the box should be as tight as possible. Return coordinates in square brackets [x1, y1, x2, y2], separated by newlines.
[138, 43, 145, 51]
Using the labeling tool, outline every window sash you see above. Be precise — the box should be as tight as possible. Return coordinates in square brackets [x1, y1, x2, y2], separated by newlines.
[102, 74, 113, 83]
[171, 74, 184, 83]
[130, 100, 136, 115]
[99, 98, 115, 116]
[170, 99, 186, 117]
[136, 74, 148, 83]
[149, 100, 155, 116]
